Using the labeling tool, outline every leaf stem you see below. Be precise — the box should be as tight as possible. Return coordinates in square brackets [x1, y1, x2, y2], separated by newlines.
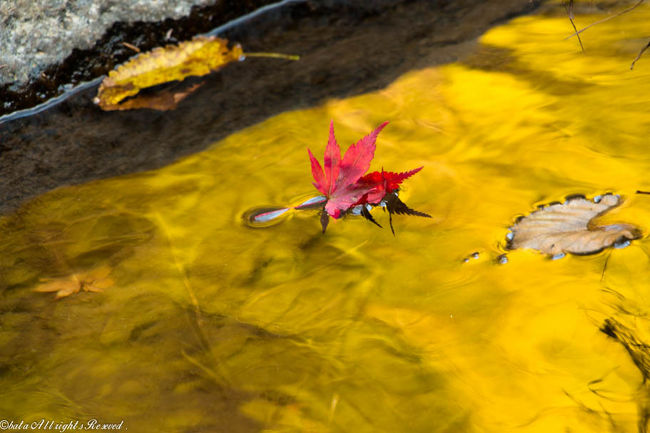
[243, 52, 300, 61]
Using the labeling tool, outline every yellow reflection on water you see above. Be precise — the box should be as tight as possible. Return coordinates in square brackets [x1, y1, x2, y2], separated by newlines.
[2, 3, 650, 432]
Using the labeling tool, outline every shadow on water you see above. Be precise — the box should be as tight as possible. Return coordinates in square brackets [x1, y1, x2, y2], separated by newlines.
[0, 0, 538, 214]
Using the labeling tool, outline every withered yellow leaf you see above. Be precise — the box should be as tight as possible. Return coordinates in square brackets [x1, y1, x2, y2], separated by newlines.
[95, 36, 243, 111]
[34, 265, 114, 299]
[506, 194, 641, 256]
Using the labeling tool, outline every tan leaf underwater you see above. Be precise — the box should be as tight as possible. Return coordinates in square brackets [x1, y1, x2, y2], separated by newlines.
[34, 265, 114, 299]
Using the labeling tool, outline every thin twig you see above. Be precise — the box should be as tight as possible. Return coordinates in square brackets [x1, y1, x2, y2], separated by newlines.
[565, 0, 585, 52]
[153, 213, 211, 352]
[154, 212, 227, 383]
[631, 40, 650, 69]
[121, 41, 141, 53]
[565, 0, 644, 39]
[154, 213, 201, 315]
[181, 350, 229, 386]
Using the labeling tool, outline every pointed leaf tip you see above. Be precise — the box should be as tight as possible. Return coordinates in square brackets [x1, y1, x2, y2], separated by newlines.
[308, 148, 327, 195]
[324, 121, 341, 196]
[400, 166, 423, 177]
[337, 121, 388, 189]
[382, 166, 424, 187]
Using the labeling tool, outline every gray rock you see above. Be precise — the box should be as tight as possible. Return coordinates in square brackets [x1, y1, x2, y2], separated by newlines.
[0, 0, 215, 86]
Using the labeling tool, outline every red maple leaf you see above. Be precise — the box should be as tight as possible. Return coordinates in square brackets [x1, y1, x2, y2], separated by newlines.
[357, 167, 423, 205]
[308, 121, 388, 219]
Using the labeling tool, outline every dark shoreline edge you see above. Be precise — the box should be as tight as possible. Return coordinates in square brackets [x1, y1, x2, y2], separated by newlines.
[0, 0, 542, 214]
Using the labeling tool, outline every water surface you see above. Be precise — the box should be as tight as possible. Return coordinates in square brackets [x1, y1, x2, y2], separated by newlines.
[3, 2, 650, 432]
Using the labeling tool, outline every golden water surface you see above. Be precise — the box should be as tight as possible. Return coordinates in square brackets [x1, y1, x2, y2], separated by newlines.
[3, 2, 650, 432]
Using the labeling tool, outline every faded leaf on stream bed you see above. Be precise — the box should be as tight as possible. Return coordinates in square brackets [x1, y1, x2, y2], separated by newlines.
[34, 265, 114, 299]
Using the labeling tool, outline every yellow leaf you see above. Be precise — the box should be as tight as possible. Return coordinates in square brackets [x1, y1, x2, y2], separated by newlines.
[95, 36, 244, 111]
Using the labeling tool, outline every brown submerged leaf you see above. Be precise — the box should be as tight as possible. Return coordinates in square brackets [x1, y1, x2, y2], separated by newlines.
[112, 82, 204, 111]
[95, 36, 244, 111]
[506, 194, 641, 256]
[34, 265, 114, 299]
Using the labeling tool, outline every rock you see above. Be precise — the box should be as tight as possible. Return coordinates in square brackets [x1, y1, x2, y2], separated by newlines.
[0, 0, 215, 86]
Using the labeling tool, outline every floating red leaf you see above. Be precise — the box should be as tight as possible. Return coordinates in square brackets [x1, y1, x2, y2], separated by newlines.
[308, 121, 388, 219]
[358, 167, 423, 204]
[308, 122, 341, 196]
[306, 121, 427, 233]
